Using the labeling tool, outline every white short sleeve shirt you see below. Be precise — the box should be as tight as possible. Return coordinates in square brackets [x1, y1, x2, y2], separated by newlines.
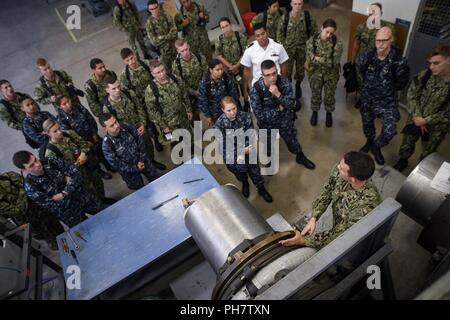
[240, 38, 289, 86]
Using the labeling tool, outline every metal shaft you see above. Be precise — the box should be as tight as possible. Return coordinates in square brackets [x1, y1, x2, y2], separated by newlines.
[184, 184, 273, 273]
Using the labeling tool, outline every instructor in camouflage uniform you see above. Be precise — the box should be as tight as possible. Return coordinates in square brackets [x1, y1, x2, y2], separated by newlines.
[280, 151, 381, 250]
[277, 0, 317, 111]
[145, 0, 178, 70]
[174, 0, 212, 60]
[305, 18, 343, 127]
[394, 45, 450, 171]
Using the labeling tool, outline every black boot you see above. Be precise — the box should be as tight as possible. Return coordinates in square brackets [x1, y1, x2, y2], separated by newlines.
[296, 152, 316, 169]
[326, 112, 333, 127]
[98, 168, 112, 180]
[243, 100, 250, 112]
[295, 82, 302, 99]
[359, 140, 373, 153]
[258, 186, 273, 203]
[294, 82, 302, 112]
[393, 158, 408, 171]
[294, 99, 302, 112]
[370, 145, 385, 165]
[154, 139, 163, 152]
[152, 160, 167, 171]
[242, 180, 250, 198]
[310, 111, 318, 126]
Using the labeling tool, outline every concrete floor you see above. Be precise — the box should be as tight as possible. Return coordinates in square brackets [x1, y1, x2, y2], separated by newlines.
[1, 0, 449, 299]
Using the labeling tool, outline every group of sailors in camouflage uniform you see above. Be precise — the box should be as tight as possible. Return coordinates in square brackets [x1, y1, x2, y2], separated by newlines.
[1, 0, 449, 251]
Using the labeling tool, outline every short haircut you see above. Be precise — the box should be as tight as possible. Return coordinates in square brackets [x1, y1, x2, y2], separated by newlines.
[55, 94, 70, 106]
[35, 58, 48, 68]
[370, 2, 382, 12]
[343, 151, 375, 181]
[99, 113, 114, 127]
[252, 22, 266, 33]
[221, 96, 236, 109]
[12, 150, 33, 169]
[219, 17, 231, 25]
[261, 59, 276, 71]
[266, 0, 279, 6]
[322, 18, 337, 30]
[147, 0, 158, 6]
[103, 73, 118, 88]
[42, 118, 57, 134]
[90, 58, 104, 70]
[149, 59, 164, 71]
[208, 58, 222, 70]
[120, 47, 134, 60]
[19, 96, 32, 105]
[175, 38, 187, 48]
[0, 79, 10, 87]
[428, 45, 450, 59]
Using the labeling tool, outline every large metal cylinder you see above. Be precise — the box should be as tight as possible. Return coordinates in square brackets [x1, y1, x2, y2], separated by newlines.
[396, 153, 449, 226]
[184, 184, 273, 273]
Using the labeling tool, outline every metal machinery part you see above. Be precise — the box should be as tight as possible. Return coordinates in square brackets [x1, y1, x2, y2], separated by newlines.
[396, 153, 450, 287]
[184, 184, 316, 300]
[395, 153, 449, 226]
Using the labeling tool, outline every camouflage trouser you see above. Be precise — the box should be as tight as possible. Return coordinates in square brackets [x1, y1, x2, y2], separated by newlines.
[127, 29, 147, 58]
[226, 163, 265, 189]
[118, 157, 157, 190]
[159, 44, 177, 71]
[56, 190, 105, 228]
[308, 67, 339, 112]
[304, 219, 356, 250]
[286, 46, 306, 84]
[185, 28, 212, 60]
[360, 106, 400, 148]
[261, 117, 302, 157]
[398, 123, 449, 160]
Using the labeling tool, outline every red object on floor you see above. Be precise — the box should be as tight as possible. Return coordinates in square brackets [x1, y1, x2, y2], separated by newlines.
[242, 12, 257, 36]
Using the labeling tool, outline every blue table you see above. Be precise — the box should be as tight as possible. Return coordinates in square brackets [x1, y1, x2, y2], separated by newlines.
[57, 159, 219, 300]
